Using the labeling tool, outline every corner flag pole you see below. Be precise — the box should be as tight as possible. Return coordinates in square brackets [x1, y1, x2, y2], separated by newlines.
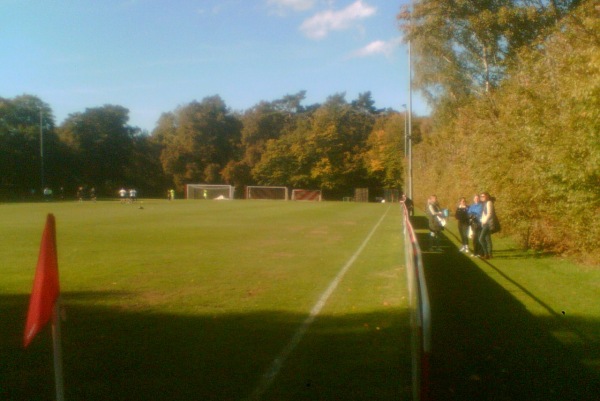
[52, 300, 65, 401]
[23, 214, 65, 401]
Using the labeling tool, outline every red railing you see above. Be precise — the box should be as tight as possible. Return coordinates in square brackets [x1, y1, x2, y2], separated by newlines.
[402, 204, 431, 401]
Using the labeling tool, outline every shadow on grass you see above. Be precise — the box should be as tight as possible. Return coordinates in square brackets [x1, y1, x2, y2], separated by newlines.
[411, 216, 600, 401]
[0, 292, 410, 401]
[490, 248, 558, 260]
[409, 214, 430, 231]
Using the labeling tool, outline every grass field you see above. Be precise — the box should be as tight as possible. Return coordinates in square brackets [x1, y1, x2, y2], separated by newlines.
[0, 200, 410, 401]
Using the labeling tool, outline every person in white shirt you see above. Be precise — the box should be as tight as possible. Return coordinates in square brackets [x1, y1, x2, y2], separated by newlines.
[119, 188, 127, 203]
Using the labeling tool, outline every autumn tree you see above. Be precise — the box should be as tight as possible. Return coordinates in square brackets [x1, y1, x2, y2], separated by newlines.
[410, 0, 599, 262]
[253, 92, 378, 197]
[252, 129, 311, 188]
[365, 111, 405, 189]
[398, 0, 581, 115]
[152, 96, 242, 190]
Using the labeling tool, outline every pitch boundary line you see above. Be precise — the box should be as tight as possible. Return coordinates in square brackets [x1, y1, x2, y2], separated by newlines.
[246, 206, 391, 400]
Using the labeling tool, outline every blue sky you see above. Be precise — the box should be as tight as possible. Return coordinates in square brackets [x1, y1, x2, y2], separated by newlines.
[1, 0, 428, 132]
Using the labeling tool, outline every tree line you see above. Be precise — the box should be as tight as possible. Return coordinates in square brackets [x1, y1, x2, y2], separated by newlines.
[398, 0, 599, 263]
[0, 91, 423, 201]
[2, 0, 597, 263]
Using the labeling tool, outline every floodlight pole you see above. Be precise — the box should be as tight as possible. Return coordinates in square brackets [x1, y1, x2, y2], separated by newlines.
[407, 0, 414, 200]
[40, 108, 45, 193]
[402, 104, 407, 158]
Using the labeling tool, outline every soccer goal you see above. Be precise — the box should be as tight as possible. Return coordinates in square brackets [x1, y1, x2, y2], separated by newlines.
[354, 188, 369, 203]
[246, 186, 288, 200]
[291, 189, 322, 201]
[186, 184, 234, 200]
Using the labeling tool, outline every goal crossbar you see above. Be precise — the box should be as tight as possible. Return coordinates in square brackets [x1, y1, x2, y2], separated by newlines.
[186, 184, 234, 200]
[291, 189, 322, 201]
[246, 186, 288, 200]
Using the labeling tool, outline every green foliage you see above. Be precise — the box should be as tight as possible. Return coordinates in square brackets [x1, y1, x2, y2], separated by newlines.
[251, 93, 389, 196]
[125, 135, 167, 197]
[366, 113, 405, 188]
[0, 95, 66, 197]
[151, 96, 242, 190]
[0, 96, 44, 197]
[399, 0, 581, 109]
[237, 92, 309, 181]
[1, 90, 407, 201]
[412, 0, 600, 263]
[58, 105, 139, 192]
[253, 132, 308, 187]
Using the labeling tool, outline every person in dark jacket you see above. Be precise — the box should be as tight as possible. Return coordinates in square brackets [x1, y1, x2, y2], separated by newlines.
[426, 194, 444, 251]
[468, 194, 484, 257]
[455, 197, 470, 253]
[401, 194, 414, 216]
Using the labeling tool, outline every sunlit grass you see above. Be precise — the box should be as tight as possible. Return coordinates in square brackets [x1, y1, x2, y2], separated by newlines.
[0, 199, 410, 401]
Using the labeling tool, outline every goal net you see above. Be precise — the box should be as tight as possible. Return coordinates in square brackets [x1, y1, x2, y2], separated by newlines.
[246, 186, 288, 200]
[186, 184, 234, 200]
[291, 189, 322, 201]
[354, 188, 369, 202]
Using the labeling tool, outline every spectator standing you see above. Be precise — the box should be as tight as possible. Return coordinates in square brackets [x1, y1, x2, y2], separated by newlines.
[468, 195, 484, 257]
[455, 197, 470, 253]
[43, 187, 53, 201]
[479, 192, 496, 259]
[426, 195, 445, 251]
[401, 194, 414, 216]
[119, 188, 127, 203]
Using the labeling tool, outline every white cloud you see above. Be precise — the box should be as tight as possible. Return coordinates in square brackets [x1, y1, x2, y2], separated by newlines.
[351, 38, 402, 58]
[300, 0, 376, 40]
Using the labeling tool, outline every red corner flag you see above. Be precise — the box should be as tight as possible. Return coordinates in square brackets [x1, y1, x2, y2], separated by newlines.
[24, 214, 60, 348]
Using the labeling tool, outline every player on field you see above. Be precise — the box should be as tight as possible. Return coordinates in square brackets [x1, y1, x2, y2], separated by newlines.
[119, 188, 127, 203]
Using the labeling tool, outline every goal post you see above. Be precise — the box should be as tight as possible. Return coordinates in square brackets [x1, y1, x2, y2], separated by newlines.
[186, 184, 234, 200]
[291, 189, 322, 201]
[354, 188, 369, 203]
[246, 186, 288, 200]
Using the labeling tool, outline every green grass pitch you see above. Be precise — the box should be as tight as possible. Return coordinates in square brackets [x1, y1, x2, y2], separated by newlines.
[0, 200, 411, 401]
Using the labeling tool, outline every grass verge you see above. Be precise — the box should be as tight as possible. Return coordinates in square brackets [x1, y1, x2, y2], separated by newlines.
[412, 213, 600, 400]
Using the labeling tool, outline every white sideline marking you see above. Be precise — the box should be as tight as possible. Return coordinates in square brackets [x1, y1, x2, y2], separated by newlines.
[246, 207, 391, 400]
